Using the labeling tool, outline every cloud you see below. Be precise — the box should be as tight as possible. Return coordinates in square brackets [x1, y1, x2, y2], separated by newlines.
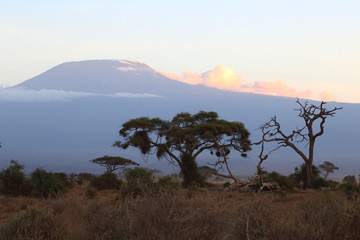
[160, 65, 334, 101]
[251, 81, 313, 99]
[0, 88, 162, 102]
[319, 91, 336, 102]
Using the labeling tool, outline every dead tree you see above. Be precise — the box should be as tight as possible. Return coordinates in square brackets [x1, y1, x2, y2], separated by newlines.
[257, 99, 342, 188]
[209, 144, 242, 183]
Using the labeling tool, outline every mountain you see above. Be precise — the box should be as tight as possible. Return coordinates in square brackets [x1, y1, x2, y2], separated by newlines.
[1, 60, 359, 178]
[13, 59, 213, 96]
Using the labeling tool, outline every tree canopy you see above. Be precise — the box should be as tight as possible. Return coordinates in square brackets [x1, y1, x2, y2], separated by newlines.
[91, 155, 139, 173]
[114, 111, 251, 186]
[318, 161, 339, 180]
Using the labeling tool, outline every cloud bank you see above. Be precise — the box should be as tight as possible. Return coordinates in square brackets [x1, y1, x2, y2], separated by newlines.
[0, 88, 162, 102]
[159, 65, 336, 102]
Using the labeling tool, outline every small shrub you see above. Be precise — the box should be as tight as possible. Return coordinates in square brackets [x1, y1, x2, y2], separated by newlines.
[0, 160, 32, 196]
[312, 177, 327, 189]
[157, 174, 181, 190]
[123, 167, 156, 194]
[343, 175, 357, 184]
[90, 172, 122, 190]
[77, 172, 96, 184]
[340, 182, 359, 192]
[54, 172, 73, 188]
[263, 171, 295, 190]
[0, 207, 60, 240]
[31, 168, 65, 198]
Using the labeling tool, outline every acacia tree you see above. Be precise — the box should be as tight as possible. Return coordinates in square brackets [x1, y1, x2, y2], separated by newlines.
[114, 111, 251, 187]
[257, 99, 342, 188]
[91, 155, 139, 173]
[318, 161, 339, 180]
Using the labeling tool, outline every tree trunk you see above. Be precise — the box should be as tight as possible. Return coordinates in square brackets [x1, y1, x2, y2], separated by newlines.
[305, 162, 313, 188]
[305, 140, 315, 188]
[180, 152, 205, 187]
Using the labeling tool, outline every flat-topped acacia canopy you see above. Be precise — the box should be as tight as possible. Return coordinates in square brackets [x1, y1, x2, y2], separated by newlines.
[114, 111, 251, 187]
[91, 155, 138, 173]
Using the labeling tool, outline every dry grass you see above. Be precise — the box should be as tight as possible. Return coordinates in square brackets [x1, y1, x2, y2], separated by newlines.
[0, 183, 359, 240]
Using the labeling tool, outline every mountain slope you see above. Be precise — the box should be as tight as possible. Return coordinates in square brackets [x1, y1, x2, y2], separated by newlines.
[14, 60, 198, 95]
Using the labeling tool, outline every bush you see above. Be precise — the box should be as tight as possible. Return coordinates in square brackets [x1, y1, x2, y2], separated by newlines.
[90, 172, 122, 190]
[312, 177, 327, 189]
[0, 207, 60, 240]
[343, 175, 357, 184]
[340, 182, 359, 192]
[76, 172, 96, 184]
[31, 168, 65, 198]
[290, 164, 327, 188]
[157, 174, 181, 190]
[54, 172, 74, 188]
[263, 171, 295, 190]
[123, 167, 156, 194]
[0, 160, 32, 196]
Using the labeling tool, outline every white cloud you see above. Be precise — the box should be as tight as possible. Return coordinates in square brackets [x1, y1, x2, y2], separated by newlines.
[0, 88, 162, 102]
[159, 65, 336, 101]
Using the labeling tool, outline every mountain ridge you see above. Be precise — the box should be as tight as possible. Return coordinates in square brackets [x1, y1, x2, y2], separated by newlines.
[13, 60, 200, 96]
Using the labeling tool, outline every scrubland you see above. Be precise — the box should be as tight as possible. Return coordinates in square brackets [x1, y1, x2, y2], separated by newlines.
[0, 181, 359, 240]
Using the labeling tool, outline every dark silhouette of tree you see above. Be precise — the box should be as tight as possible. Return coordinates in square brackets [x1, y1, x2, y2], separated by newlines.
[290, 163, 321, 187]
[114, 111, 251, 187]
[0, 160, 32, 196]
[256, 99, 342, 188]
[91, 155, 139, 173]
[319, 161, 339, 180]
[342, 175, 356, 184]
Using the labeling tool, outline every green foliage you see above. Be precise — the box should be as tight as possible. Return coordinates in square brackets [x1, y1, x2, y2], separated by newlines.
[340, 175, 359, 192]
[180, 152, 205, 187]
[290, 163, 326, 188]
[91, 155, 138, 173]
[90, 172, 122, 191]
[123, 167, 156, 193]
[198, 165, 218, 180]
[340, 182, 359, 192]
[343, 175, 356, 184]
[76, 172, 96, 184]
[31, 168, 65, 198]
[263, 171, 295, 189]
[157, 174, 181, 189]
[312, 177, 327, 189]
[318, 161, 339, 179]
[115, 111, 251, 187]
[54, 172, 73, 188]
[0, 160, 32, 196]
[0, 207, 59, 240]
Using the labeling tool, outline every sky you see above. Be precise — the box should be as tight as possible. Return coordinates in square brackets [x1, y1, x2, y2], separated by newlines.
[0, 1, 359, 103]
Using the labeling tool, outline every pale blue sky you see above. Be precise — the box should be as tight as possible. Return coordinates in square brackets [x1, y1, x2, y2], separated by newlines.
[0, 1, 359, 102]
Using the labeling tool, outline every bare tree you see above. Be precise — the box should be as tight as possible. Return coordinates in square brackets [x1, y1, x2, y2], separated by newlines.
[257, 99, 342, 188]
[319, 161, 339, 180]
[208, 144, 242, 183]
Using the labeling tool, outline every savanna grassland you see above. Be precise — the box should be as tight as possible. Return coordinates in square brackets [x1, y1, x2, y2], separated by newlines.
[0, 180, 359, 240]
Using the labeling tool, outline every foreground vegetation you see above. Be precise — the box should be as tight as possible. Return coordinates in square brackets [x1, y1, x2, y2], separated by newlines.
[0, 164, 360, 240]
[0, 180, 360, 240]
